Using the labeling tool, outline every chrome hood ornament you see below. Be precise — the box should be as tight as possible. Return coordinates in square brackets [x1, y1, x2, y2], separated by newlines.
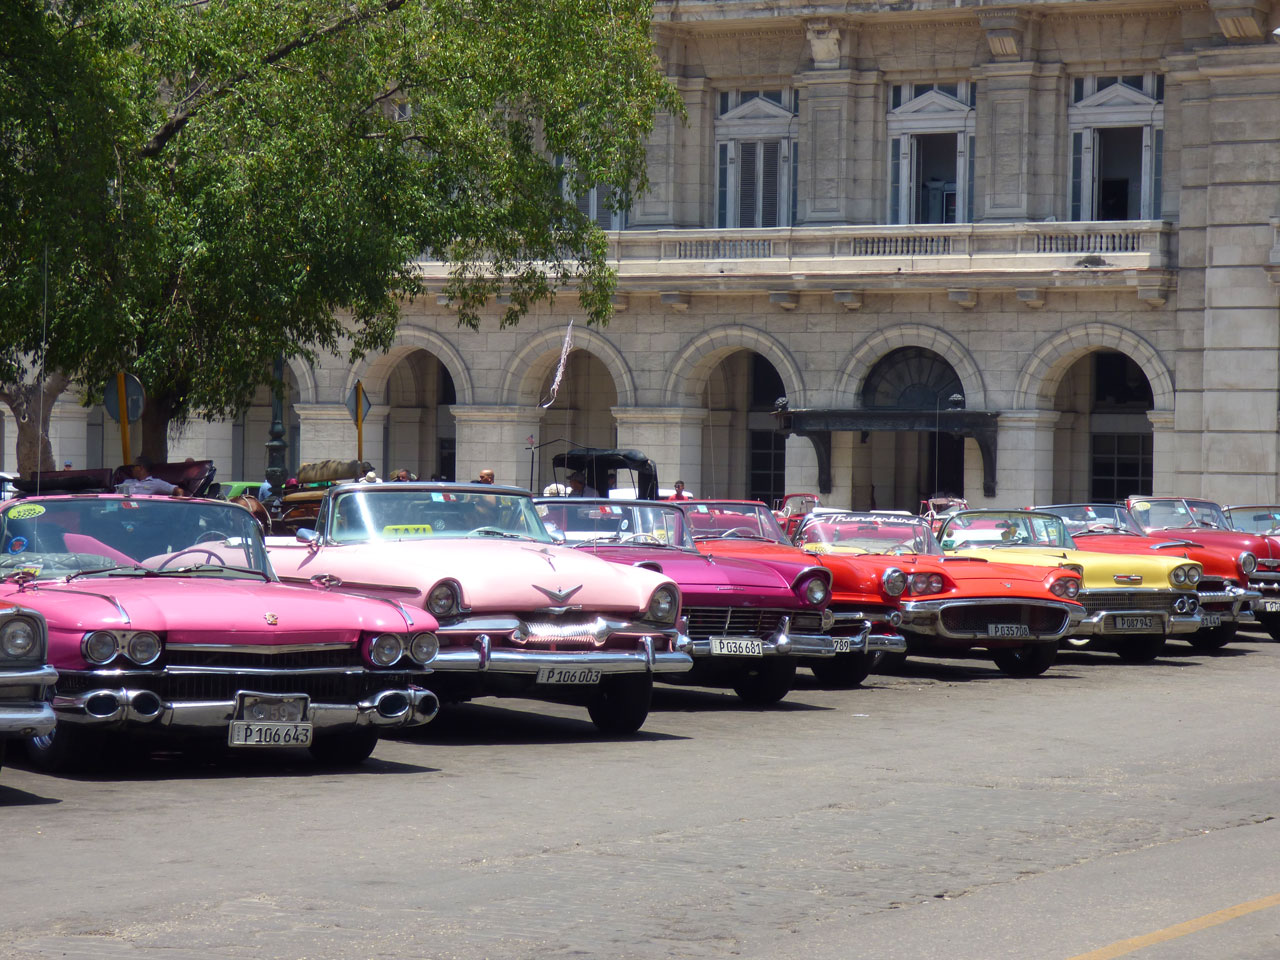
[533, 583, 583, 604]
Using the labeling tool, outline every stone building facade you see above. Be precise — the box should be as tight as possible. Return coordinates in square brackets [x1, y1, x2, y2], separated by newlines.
[23, 0, 1280, 510]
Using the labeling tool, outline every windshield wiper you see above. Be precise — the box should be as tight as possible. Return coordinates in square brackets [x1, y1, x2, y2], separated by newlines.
[469, 529, 537, 540]
[65, 564, 155, 581]
[692, 533, 774, 542]
[154, 563, 272, 580]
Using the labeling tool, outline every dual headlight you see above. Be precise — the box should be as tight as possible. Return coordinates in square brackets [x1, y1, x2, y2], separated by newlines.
[908, 573, 945, 596]
[1239, 552, 1259, 576]
[882, 568, 907, 597]
[368, 632, 440, 667]
[0, 618, 40, 659]
[646, 585, 680, 625]
[82, 630, 162, 666]
[1170, 564, 1202, 587]
[1050, 576, 1081, 599]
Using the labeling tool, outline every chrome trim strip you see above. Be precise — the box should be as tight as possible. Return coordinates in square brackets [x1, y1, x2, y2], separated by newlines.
[279, 575, 421, 596]
[430, 648, 693, 675]
[0, 702, 56, 737]
[0, 663, 58, 689]
[166, 642, 355, 654]
[684, 635, 834, 658]
[34, 587, 130, 626]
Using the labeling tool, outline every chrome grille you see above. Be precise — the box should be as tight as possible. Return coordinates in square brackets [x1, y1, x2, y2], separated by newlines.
[166, 648, 360, 670]
[1080, 591, 1177, 615]
[519, 618, 609, 650]
[939, 604, 1069, 636]
[1198, 578, 1227, 593]
[685, 607, 785, 640]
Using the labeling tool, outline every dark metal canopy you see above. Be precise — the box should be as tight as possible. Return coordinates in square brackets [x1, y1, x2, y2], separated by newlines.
[551, 448, 659, 500]
[775, 408, 1001, 498]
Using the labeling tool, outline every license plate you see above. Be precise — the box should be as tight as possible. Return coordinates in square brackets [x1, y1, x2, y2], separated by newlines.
[1114, 615, 1154, 631]
[832, 637, 853, 653]
[1265, 601, 1280, 613]
[709, 637, 763, 656]
[1202, 613, 1223, 628]
[535, 666, 601, 684]
[987, 624, 1031, 638]
[228, 694, 311, 748]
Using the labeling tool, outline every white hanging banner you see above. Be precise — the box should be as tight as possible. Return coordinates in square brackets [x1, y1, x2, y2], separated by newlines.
[540, 319, 574, 408]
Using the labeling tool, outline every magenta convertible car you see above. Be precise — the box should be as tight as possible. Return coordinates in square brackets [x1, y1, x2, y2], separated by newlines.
[267, 483, 692, 734]
[537, 498, 835, 705]
[0, 493, 440, 771]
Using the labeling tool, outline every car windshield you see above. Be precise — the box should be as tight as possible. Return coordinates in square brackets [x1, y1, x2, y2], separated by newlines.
[797, 513, 943, 556]
[1225, 506, 1280, 535]
[537, 500, 692, 548]
[0, 496, 269, 579]
[937, 511, 1075, 550]
[681, 502, 789, 544]
[326, 486, 554, 543]
[1039, 504, 1144, 536]
[1131, 498, 1230, 531]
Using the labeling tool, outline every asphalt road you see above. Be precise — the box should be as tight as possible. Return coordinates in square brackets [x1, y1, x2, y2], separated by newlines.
[3, 632, 1280, 960]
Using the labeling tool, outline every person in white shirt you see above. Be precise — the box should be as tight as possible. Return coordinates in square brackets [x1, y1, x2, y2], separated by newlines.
[566, 471, 598, 497]
[116, 456, 188, 497]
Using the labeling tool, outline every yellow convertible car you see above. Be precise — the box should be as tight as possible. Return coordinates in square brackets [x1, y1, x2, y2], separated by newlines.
[936, 509, 1202, 663]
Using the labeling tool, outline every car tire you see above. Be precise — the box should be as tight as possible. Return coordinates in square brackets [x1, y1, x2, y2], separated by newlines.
[1187, 622, 1238, 653]
[308, 728, 379, 767]
[874, 652, 909, 673]
[587, 675, 652, 735]
[25, 725, 105, 773]
[991, 643, 1057, 678]
[732, 659, 797, 706]
[809, 653, 874, 688]
[1115, 634, 1166, 663]
[1255, 612, 1280, 643]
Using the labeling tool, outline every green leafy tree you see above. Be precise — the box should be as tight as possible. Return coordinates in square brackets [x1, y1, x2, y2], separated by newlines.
[1, 0, 680, 471]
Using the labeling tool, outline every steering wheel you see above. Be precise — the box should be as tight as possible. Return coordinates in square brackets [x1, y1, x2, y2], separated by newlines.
[722, 527, 759, 538]
[157, 548, 225, 569]
[622, 533, 663, 544]
[886, 545, 913, 556]
[196, 530, 229, 544]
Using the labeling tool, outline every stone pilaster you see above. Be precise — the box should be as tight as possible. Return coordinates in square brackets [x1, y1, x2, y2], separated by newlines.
[994, 411, 1060, 507]
[612, 406, 707, 495]
[796, 70, 855, 224]
[450, 404, 545, 491]
[1147, 410, 1177, 498]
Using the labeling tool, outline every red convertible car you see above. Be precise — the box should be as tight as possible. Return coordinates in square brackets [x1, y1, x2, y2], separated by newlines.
[537, 498, 834, 705]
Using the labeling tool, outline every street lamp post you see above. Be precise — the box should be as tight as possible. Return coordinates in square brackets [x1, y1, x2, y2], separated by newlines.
[264, 354, 288, 500]
[933, 392, 965, 497]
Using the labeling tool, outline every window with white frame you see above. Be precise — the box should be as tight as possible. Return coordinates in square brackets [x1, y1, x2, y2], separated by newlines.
[1068, 74, 1164, 221]
[575, 184, 626, 231]
[714, 89, 799, 228]
[886, 81, 977, 225]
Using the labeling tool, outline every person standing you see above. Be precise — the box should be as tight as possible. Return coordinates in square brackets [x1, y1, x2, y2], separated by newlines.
[477, 468, 495, 485]
[666, 480, 693, 501]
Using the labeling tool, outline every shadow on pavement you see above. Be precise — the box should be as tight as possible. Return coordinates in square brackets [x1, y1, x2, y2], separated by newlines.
[649, 684, 834, 713]
[394, 700, 689, 745]
[0, 782, 61, 806]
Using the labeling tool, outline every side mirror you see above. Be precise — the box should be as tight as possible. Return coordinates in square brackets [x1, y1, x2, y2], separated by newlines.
[550, 530, 566, 544]
[296, 528, 320, 551]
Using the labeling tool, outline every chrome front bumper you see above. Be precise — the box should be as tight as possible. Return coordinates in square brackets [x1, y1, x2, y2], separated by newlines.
[898, 597, 1077, 642]
[827, 610, 908, 654]
[685, 615, 835, 659]
[1196, 586, 1259, 624]
[1076, 611, 1201, 636]
[51, 685, 439, 732]
[0, 664, 58, 737]
[433, 618, 691, 675]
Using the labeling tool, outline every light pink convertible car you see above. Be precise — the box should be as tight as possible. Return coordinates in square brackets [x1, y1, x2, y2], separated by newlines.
[0, 493, 440, 772]
[267, 482, 693, 734]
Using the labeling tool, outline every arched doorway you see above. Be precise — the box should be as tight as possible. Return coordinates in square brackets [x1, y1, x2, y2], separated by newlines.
[382, 350, 457, 481]
[701, 351, 787, 502]
[858, 347, 966, 510]
[1052, 349, 1154, 501]
[536, 350, 618, 491]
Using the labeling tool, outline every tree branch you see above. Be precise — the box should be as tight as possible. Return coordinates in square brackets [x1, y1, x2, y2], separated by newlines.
[139, 0, 408, 159]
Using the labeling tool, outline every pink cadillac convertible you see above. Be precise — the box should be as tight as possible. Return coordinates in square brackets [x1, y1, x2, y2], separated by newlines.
[537, 498, 834, 705]
[0, 493, 440, 771]
[267, 483, 692, 734]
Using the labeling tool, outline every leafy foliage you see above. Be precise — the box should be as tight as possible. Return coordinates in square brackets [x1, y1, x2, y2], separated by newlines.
[1, 0, 680, 463]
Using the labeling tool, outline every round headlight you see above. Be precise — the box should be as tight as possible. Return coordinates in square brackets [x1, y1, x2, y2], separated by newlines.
[1050, 578, 1065, 597]
[803, 577, 828, 604]
[0, 619, 36, 658]
[927, 574, 944, 594]
[427, 583, 458, 617]
[882, 568, 907, 597]
[1171, 566, 1186, 586]
[1240, 552, 1258, 576]
[647, 586, 679, 624]
[1185, 565, 1202, 586]
[125, 631, 162, 665]
[409, 632, 439, 665]
[369, 633, 404, 667]
[1063, 577, 1080, 598]
[909, 573, 930, 594]
[83, 631, 119, 664]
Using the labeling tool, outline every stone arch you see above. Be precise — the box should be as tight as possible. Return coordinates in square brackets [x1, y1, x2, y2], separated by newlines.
[836, 324, 987, 410]
[502, 326, 637, 408]
[664, 325, 806, 408]
[285, 357, 318, 406]
[1015, 323, 1174, 411]
[346, 327, 474, 406]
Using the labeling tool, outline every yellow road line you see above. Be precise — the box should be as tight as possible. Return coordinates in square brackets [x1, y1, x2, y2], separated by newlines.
[1066, 892, 1280, 960]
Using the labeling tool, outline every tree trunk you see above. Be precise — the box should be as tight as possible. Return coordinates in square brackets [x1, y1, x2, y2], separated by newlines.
[0, 372, 71, 477]
[139, 390, 180, 463]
